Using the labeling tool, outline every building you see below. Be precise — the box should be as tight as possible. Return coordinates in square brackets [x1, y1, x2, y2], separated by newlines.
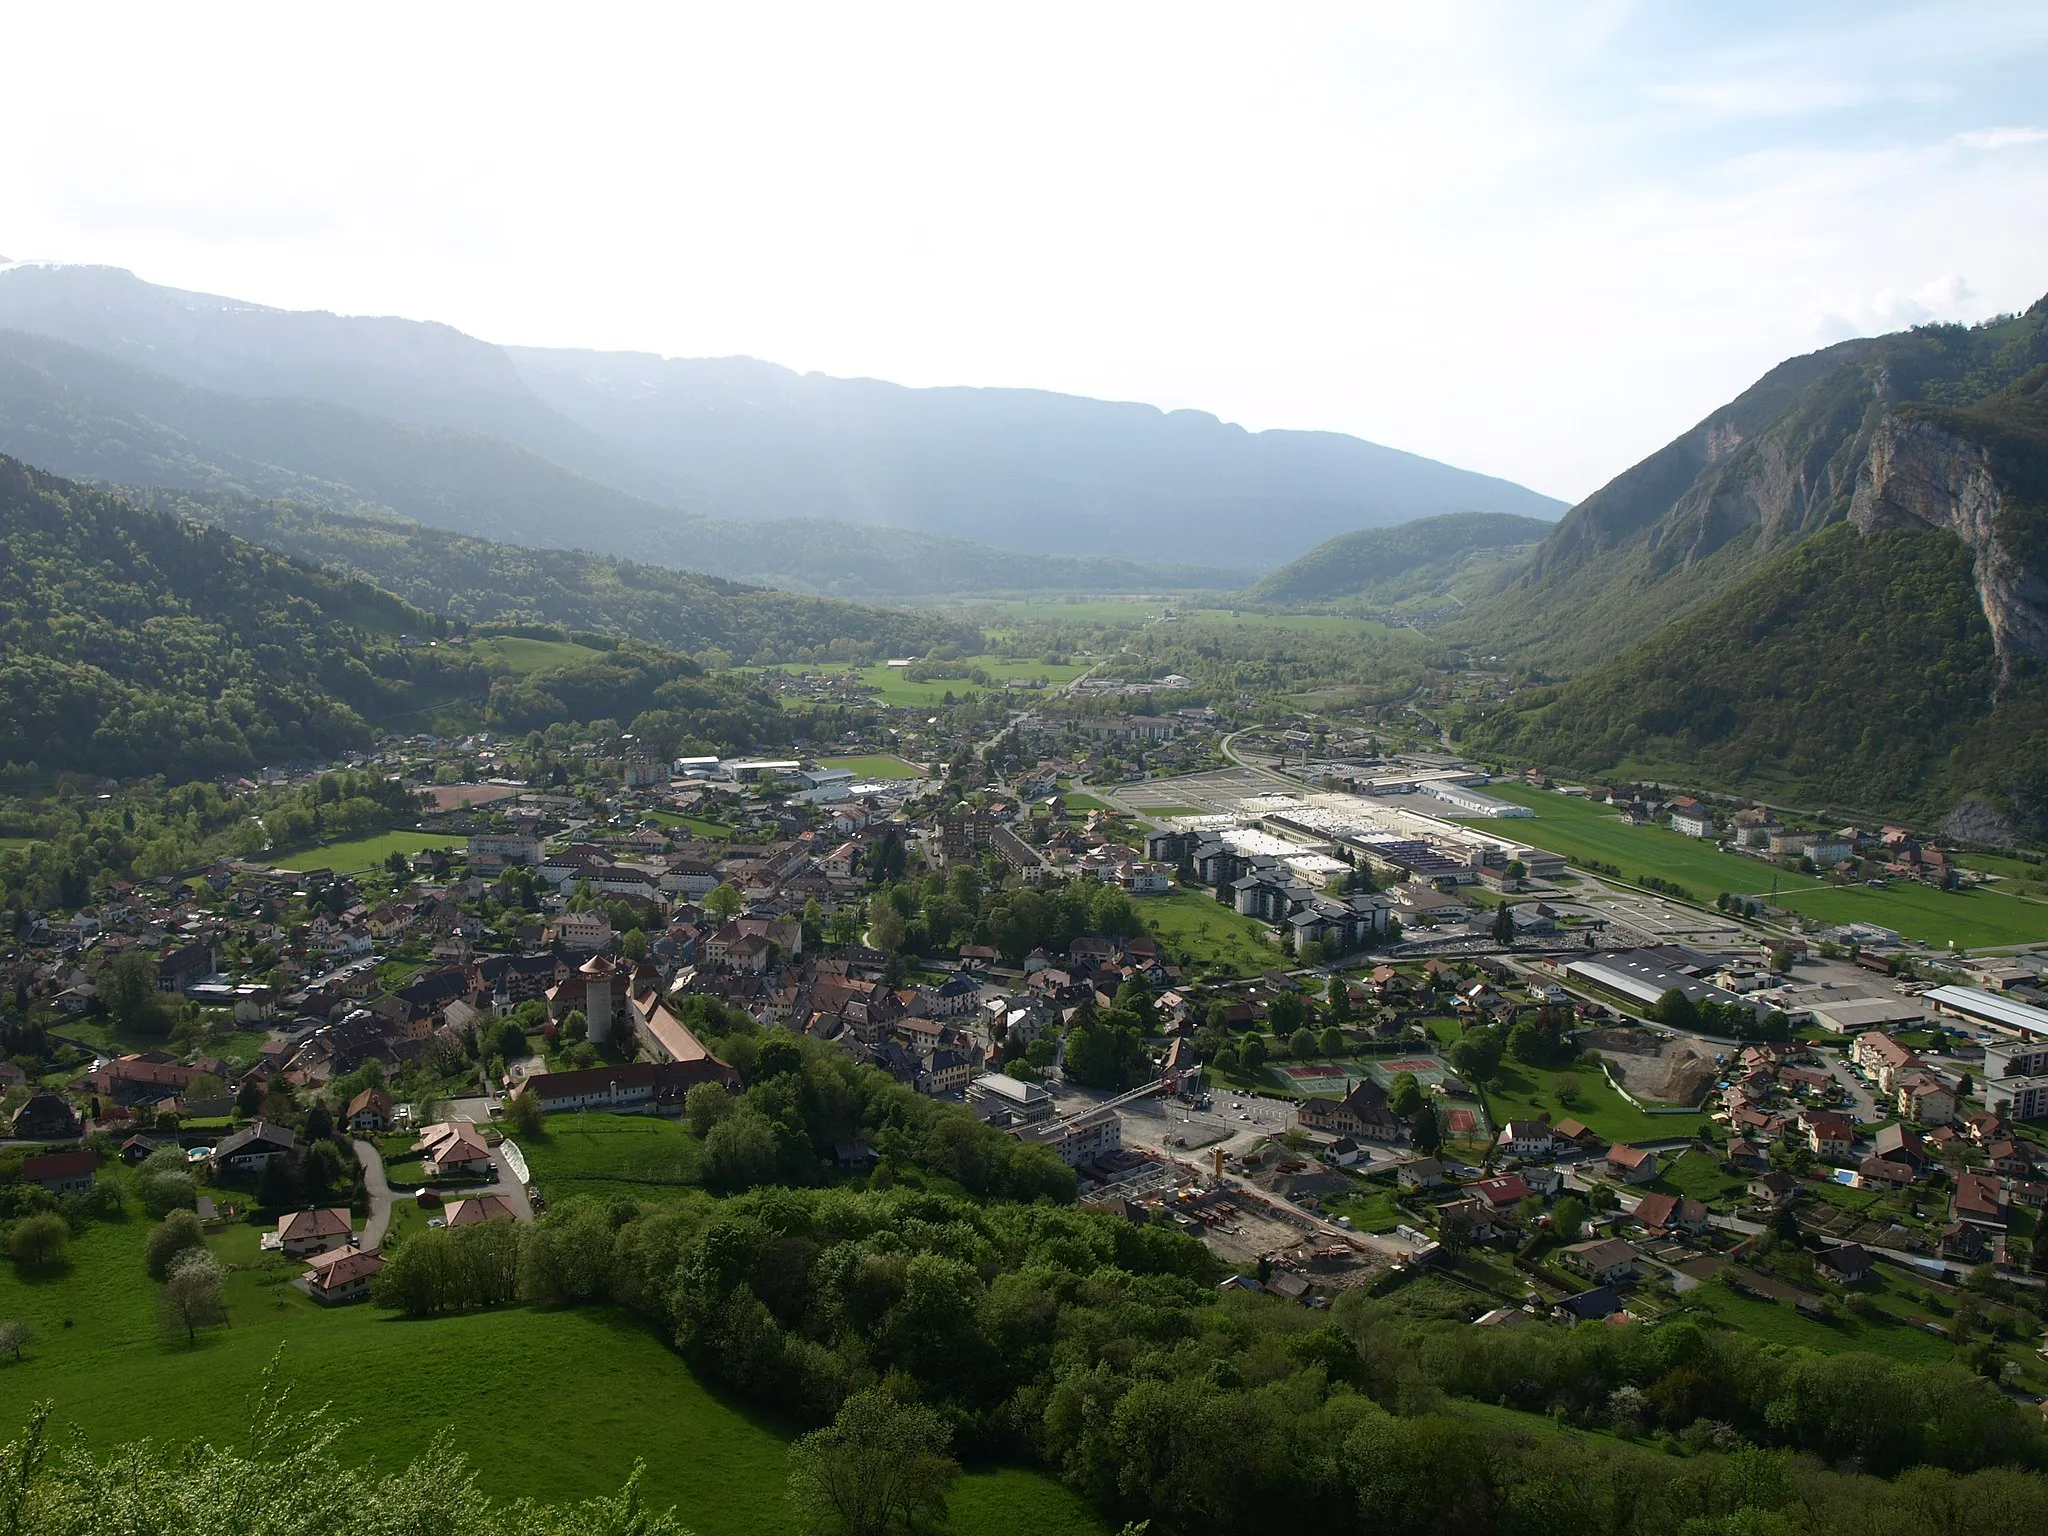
[443, 1194, 519, 1226]
[1631, 1191, 1709, 1236]
[1925, 985, 2048, 1037]
[305, 1246, 383, 1305]
[1853, 1032, 1919, 1091]
[968, 1072, 1055, 1124]
[1895, 1070, 1957, 1126]
[520, 1058, 738, 1114]
[1016, 1105, 1123, 1167]
[1749, 1171, 1798, 1206]
[1953, 1170, 2010, 1229]
[1496, 1120, 1555, 1159]
[417, 1121, 494, 1179]
[1561, 1238, 1641, 1284]
[346, 1087, 394, 1132]
[1296, 1079, 1402, 1141]
[1802, 1110, 1857, 1159]
[20, 1149, 98, 1195]
[1670, 807, 1715, 838]
[278, 1207, 353, 1259]
[10, 1091, 82, 1139]
[213, 1121, 298, 1177]
[465, 831, 543, 869]
[1605, 1144, 1660, 1185]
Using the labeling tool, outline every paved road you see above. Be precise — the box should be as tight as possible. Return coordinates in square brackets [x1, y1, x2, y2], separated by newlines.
[351, 1138, 394, 1250]
[1820, 1049, 1883, 1123]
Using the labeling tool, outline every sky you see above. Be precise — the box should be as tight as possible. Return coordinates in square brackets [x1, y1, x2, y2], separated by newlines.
[3, 1, 2047, 503]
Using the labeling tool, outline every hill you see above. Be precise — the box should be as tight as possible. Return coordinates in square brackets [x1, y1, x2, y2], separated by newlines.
[0, 263, 1566, 572]
[126, 488, 980, 664]
[1239, 511, 1555, 608]
[1471, 362, 2048, 839]
[1452, 296, 2048, 673]
[0, 324, 1236, 599]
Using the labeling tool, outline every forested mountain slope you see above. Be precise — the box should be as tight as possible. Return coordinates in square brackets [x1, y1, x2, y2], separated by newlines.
[0, 325, 1231, 598]
[1472, 363, 2048, 838]
[128, 488, 979, 664]
[1240, 511, 1555, 607]
[0, 263, 1566, 571]
[1454, 297, 2048, 673]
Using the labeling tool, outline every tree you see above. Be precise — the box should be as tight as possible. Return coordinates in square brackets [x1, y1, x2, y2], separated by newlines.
[706, 1108, 781, 1192]
[1267, 992, 1307, 1035]
[103, 949, 170, 1035]
[0, 1318, 33, 1363]
[236, 1078, 264, 1118]
[686, 1081, 736, 1135]
[621, 927, 649, 963]
[1551, 1194, 1587, 1243]
[703, 882, 744, 924]
[787, 1388, 959, 1536]
[1326, 976, 1353, 1022]
[1410, 1104, 1441, 1154]
[145, 1210, 206, 1280]
[303, 1100, 334, 1143]
[1437, 1204, 1474, 1257]
[1240, 1035, 1268, 1071]
[8, 1212, 68, 1270]
[1450, 1025, 1504, 1086]
[159, 1248, 227, 1343]
[1318, 1026, 1344, 1055]
[1491, 900, 1514, 944]
[506, 1090, 545, 1137]
[1386, 1071, 1424, 1118]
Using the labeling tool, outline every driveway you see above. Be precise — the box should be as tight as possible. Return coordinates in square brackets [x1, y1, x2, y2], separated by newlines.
[351, 1138, 394, 1251]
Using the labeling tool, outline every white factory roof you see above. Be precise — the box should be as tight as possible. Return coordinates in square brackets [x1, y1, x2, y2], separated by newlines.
[1923, 985, 2048, 1037]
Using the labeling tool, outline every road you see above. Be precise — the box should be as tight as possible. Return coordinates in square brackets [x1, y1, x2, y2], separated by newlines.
[351, 1138, 394, 1250]
[1820, 1050, 1883, 1123]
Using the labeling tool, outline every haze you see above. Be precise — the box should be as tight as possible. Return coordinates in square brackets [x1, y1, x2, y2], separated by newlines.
[5, 0, 2046, 501]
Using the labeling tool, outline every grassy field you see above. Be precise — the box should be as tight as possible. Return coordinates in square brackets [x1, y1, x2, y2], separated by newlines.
[1476, 784, 1822, 900]
[1483, 1058, 1706, 1143]
[0, 1181, 1104, 1536]
[1767, 879, 2048, 950]
[470, 636, 606, 673]
[1483, 783, 2048, 948]
[648, 809, 735, 840]
[0, 835, 39, 853]
[1684, 1281, 1955, 1364]
[1651, 1149, 1748, 1204]
[815, 754, 925, 780]
[271, 830, 459, 873]
[522, 1113, 711, 1206]
[754, 656, 1091, 707]
[1139, 887, 1288, 976]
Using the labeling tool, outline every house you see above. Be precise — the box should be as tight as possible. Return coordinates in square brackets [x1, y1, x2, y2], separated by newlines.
[1872, 1123, 1926, 1168]
[277, 1206, 353, 1258]
[346, 1087, 394, 1133]
[1953, 1170, 2010, 1229]
[1749, 1171, 1798, 1206]
[1631, 1191, 1709, 1236]
[1296, 1079, 1403, 1141]
[10, 1090, 82, 1139]
[20, 1149, 99, 1195]
[1895, 1070, 1957, 1126]
[1939, 1221, 1989, 1260]
[1802, 1110, 1857, 1160]
[1605, 1144, 1660, 1185]
[443, 1194, 519, 1226]
[1555, 1284, 1623, 1321]
[213, 1120, 298, 1176]
[1816, 1244, 1876, 1285]
[1496, 1120, 1555, 1159]
[1437, 1197, 1497, 1243]
[1858, 1156, 1916, 1190]
[1551, 1118, 1600, 1151]
[1470, 1174, 1534, 1213]
[1670, 807, 1715, 839]
[417, 1121, 494, 1179]
[1560, 1237, 1641, 1284]
[1397, 1157, 1447, 1191]
[1724, 1136, 1766, 1168]
[304, 1246, 383, 1305]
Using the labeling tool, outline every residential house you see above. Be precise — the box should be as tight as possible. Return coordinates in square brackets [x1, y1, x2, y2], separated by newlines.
[1561, 1237, 1641, 1284]
[1398, 1157, 1448, 1191]
[1470, 1174, 1535, 1214]
[20, 1149, 98, 1195]
[443, 1194, 519, 1226]
[1496, 1120, 1555, 1160]
[304, 1246, 383, 1304]
[278, 1207, 353, 1258]
[1953, 1170, 2010, 1229]
[1605, 1144, 1660, 1185]
[417, 1121, 494, 1179]
[10, 1091, 81, 1139]
[346, 1087, 395, 1133]
[1555, 1284, 1623, 1322]
[213, 1121, 298, 1177]
[1631, 1191, 1709, 1236]
[1816, 1244, 1876, 1285]
[1802, 1110, 1857, 1160]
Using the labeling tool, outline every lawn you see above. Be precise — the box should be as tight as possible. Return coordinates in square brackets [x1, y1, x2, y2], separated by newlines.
[1061, 792, 1112, 812]
[271, 829, 460, 873]
[1475, 784, 1821, 902]
[0, 1183, 1104, 1536]
[1684, 1282, 1956, 1364]
[1484, 1058, 1706, 1143]
[648, 809, 736, 840]
[0, 835, 39, 853]
[1327, 1184, 1407, 1234]
[1649, 1149, 1747, 1205]
[1138, 887, 1289, 977]
[815, 754, 925, 780]
[469, 635, 606, 674]
[521, 1112, 711, 1206]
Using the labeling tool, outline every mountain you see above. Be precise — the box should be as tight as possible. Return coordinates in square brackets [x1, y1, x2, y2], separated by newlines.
[1453, 298, 2048, 673]
[1239, 511, 1555, 608]
[0, 264, 1567, 572]
[0, 456, 800, 780]
[0, 324, 1233, 598]
[1471, 356, 2048, 839]
[127, 487, 981, 664]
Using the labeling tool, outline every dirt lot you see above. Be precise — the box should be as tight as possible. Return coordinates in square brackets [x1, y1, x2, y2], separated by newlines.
[1582, 1026, 1718, 1104]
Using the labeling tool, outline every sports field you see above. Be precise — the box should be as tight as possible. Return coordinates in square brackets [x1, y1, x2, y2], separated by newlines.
[1767, 879, 2048, 950]
[815, 753, 925, 779]
[270, 829, 459, 872]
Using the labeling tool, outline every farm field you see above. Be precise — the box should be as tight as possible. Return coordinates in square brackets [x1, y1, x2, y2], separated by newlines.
[1767, 878, 2048, 950]
[752, 656, 1091, 706]
[1139, 886, 1289, 976]
[270, 829, 459, 873]
[469, 635, 605, 673]
[1475, 783, 1823, 899]
[815, 753, 925, 779]
[0, 1184, 1105, 1536]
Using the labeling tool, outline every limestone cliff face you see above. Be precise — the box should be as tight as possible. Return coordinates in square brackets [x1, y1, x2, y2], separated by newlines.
[1849, 413, 2048, 668]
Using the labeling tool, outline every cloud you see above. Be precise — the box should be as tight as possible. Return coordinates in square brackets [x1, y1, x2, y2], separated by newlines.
[1813, 273, 1980, 342]
[1955, 125, 2048, 150]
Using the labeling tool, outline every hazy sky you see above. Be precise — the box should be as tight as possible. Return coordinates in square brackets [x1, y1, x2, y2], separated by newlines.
[5, 1, 2046, 502]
